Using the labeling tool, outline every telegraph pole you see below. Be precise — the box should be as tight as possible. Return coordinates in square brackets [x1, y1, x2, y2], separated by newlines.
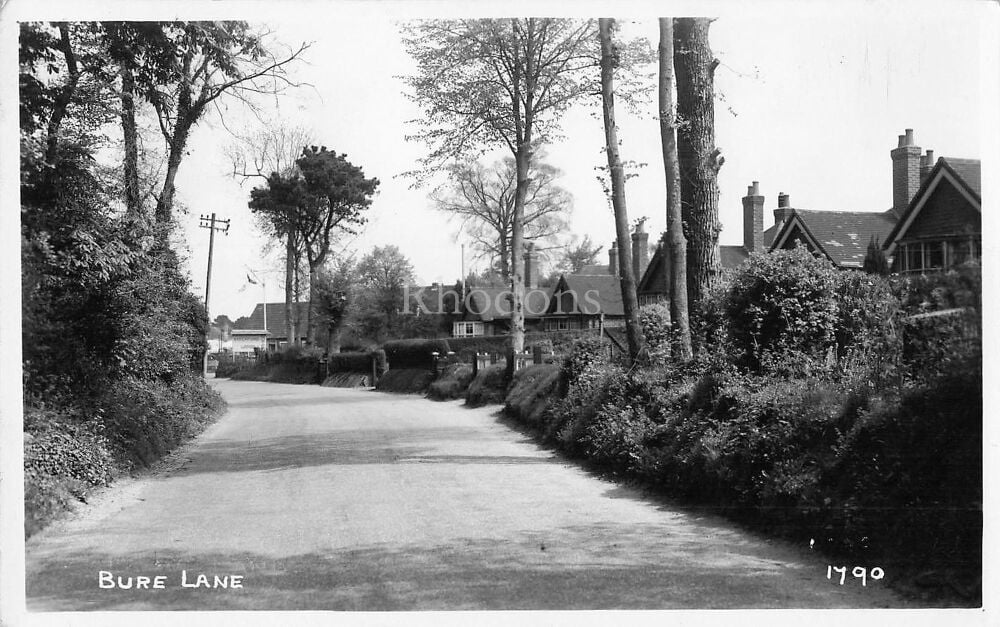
[199, 213, 230, 375]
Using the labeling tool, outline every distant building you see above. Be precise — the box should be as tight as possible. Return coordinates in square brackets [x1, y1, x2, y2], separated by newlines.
[233, 302, 310, 350]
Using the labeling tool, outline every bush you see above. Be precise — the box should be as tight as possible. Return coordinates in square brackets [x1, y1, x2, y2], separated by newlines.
[725, 246, 841, 373]
[383, 338, 451, 369]
[465, 364, 509, 407]
[375, 368, 435, 394]
[327, 351, 375, 373]
[639, 302, 673, 364]
[427, 363, 475, 400]
[559, 335, 611, 394]
[504, 364, 561, 425]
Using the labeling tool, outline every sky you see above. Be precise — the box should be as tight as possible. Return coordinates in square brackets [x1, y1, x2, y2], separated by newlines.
[3, 1, 995, 325]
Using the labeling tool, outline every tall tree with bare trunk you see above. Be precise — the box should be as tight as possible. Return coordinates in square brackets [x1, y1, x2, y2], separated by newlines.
[599, 18, 646, 365]
[674, 18, 723, 309]
[402, 19, 598, 354]
[659, 18, 693, 359]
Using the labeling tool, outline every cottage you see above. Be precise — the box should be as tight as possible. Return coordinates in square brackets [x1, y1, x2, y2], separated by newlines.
[232, 302, 310, 350]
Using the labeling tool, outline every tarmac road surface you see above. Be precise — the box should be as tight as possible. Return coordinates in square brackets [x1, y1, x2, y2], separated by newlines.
[24, 379, 915, 611]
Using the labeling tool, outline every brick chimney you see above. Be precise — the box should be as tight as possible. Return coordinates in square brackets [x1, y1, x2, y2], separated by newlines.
[919, 149, 935, 185]
[523, 242, 539, 289]
[631, 219, 649, 281]
[608, 241, 618, 276]
[742, 181, 765, 253]
[774, 192, 793, 226]
[891, 128, 921, 215]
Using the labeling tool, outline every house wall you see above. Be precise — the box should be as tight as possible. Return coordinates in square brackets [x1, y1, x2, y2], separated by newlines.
[900, 183, 980, 242]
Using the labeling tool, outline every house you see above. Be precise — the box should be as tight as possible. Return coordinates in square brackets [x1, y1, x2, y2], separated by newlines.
[231, 328, 269, 355]
[637, 180, 781, 304]
[881, 151, 981, 273]
[449, 232, 649, 337]
[233, 301, 310, 350]
[770, 129, 980, 273]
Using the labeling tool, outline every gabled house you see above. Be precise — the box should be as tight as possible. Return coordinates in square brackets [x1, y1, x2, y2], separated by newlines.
[768, 202, 899, 269]
[233, 301, 310, 350]
[882, 156, 981, 273]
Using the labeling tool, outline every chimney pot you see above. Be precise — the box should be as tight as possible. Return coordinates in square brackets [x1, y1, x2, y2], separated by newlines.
[904, 128, 914, 146]
[609, 242, 618, 276]
[925, 149, 934, 163]
[897, 134, 906, 148]
[778, 192, 790, 208]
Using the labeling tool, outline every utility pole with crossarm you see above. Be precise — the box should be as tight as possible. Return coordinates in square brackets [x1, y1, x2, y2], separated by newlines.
[199, 212, 231, 375]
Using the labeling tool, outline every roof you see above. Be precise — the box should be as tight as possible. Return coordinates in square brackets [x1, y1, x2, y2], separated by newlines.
[883, 157, 982, 254]
[233, 302, 310, 339]
[770, 209, 898, 268]
[232, 328, 268, 336]
[942, 157, 981, 196]
[557, 273, 624, 316]
[461, 286, 554, 321]
[577, 264, 611, 275]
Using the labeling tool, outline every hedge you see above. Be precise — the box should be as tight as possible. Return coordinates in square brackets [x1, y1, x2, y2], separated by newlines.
[383, 338, 451, 369]
[327, 351, 375, 373]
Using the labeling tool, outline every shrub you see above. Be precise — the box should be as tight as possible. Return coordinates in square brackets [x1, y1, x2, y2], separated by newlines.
[465, 364, 509, 407]
[375, 368, 435, 394]
[559, 335, 611, 394]
[639, 301, 673, 364]
[427, 363, 475, 400]
[504, 363, 561, 425]
[383, 338, 451, 369]
[725, 246, 841, 373]
[833, 271, 901, 384]
[327, 351, 375, 373]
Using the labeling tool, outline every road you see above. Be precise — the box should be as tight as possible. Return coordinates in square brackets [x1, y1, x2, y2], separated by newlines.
[24, 380, 913, 611]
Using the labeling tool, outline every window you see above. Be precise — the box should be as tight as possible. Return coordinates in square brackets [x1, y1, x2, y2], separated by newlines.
[453, 321, 483, 337]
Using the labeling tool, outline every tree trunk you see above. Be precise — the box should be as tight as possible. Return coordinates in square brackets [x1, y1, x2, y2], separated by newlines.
[674, 18, 723, 309]
[498, 235, 510, 281]
[600, 18, 646, 365]
[508, 20, 528, 356]
[120, 62, 142, 220]
[285, 230, 297, 348]
[326, 323, 341, 355]
[155, 117, 194, 224]
[307, 265, 318, 346]
[45, 24, 80, 166]
[659, 18, 693, 360]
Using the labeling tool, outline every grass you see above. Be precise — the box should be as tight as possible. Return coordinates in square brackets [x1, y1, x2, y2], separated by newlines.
[375, 369, 435, 394]
[427, 364, 475, 400]
[503, 364, 561, 425]
[465, 364, 509, 407]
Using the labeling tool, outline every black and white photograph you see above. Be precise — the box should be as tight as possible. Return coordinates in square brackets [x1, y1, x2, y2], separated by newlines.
[0, 0, 995, 624]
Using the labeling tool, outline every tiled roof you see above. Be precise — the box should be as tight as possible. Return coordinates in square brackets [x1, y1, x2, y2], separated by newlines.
[577, 264, 611, 275]
[942, 157, 981, 196]
[233, 302, 310, 339]
[776, 209, 898, 268]
[560, 273, 624, 316]
[462, 286, 553, 321]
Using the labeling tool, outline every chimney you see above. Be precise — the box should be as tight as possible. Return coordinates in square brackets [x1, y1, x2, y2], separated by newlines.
[742, 181, 765, 253]
[523, 242, 539, 289]
[774, 192, 793, 226]
[891, 128, 922, 214]
[608, 241, 618, 276]
[631, 219, 649, 281]
[919, 149, 935, 184]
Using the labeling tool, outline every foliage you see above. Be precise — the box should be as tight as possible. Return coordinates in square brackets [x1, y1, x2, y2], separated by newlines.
[557, 234, 604, 274]
[639, 302, 673, 364]
[351, 245, 419, 342]
[382, 338, 451, 369]
[724, 247, 841, 373]
[862, 236, 890, 276]
[431, 157, 572, 279]
[374, 369, 436, 394]
[504, 363, 562, 425]
[427, 363, 476, 400]
[559, 335, 611, 394]
[465, 364, 510, 407]
[327, 351, 376, 373]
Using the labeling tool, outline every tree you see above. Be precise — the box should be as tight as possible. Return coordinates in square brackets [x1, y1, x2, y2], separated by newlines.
[675, 18, 724, 309]
[431, 156, 571, 279]
[557, 234, 604, 274]
[313, 256, 356, 354]
[402, 18, 599, 354]
[863, 236, 891, 276]
[228, 121, 315, 347]
[113, 21, 309, 225]
[355, 245, 416, 342]
[249, 147, 378, 346]
[659, 18, 693, 359]
[599, 18, 646, 365]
